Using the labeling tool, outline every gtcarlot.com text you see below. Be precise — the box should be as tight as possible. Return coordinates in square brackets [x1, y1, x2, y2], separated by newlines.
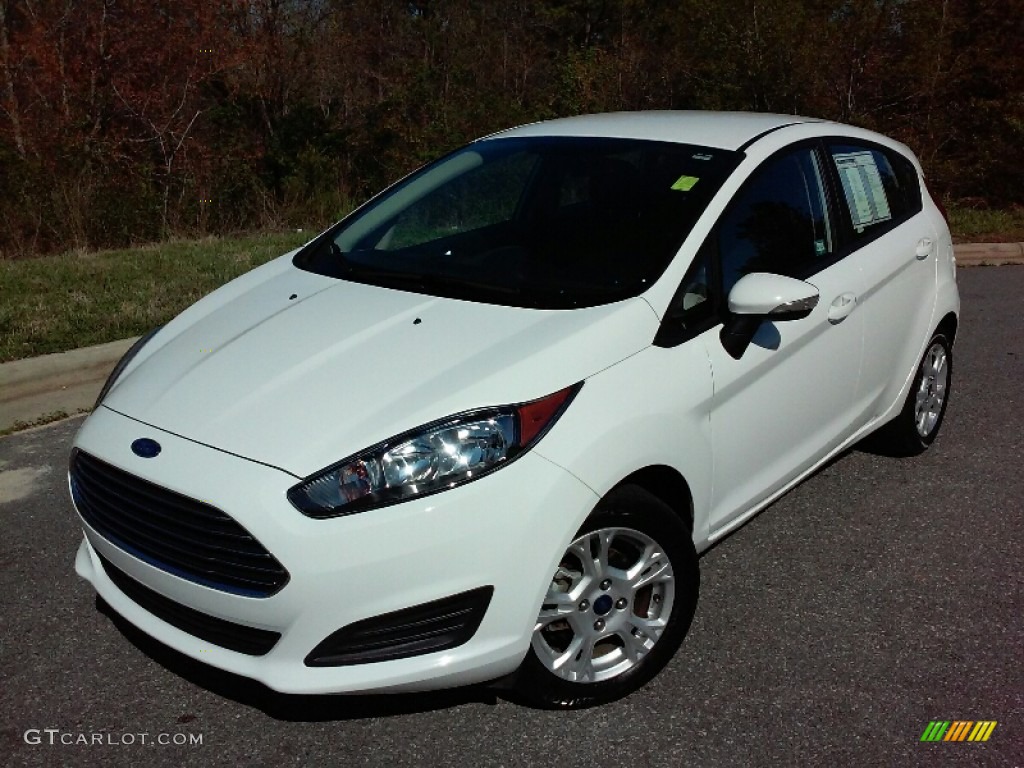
[24, 729, 203, 746]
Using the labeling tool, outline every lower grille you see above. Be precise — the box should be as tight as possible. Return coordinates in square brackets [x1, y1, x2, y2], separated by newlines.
[70, 449, 288, 597]
[305, 586, 493, 666]
[97, 552, 281, 656]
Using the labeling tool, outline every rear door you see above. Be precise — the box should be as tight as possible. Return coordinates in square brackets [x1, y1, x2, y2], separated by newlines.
[823, 141, 937, 421]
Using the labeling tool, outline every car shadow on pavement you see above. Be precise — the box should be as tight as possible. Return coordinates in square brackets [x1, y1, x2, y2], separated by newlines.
[95, 596, 502, 721]
[851, 431, 922, 458]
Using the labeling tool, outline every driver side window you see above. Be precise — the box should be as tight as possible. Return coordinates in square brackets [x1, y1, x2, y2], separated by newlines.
[717, 147, 834, 297]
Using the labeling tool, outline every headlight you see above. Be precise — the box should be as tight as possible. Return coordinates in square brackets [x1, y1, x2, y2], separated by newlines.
[94, 326, 162, 407]
[288, 383, 581, 518]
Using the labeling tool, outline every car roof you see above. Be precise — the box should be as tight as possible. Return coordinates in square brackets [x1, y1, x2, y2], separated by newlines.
[484, 110, 830, 151]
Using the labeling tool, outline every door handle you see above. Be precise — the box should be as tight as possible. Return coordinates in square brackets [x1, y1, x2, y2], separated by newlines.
[915, 237, 934, 260]
[828, 292, 857, 324]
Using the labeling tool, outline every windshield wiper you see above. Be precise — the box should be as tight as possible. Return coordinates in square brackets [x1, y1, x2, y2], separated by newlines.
[340, 261, 522, 296]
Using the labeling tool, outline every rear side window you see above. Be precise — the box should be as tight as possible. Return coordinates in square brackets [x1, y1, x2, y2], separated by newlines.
[828, 143, 922, 244]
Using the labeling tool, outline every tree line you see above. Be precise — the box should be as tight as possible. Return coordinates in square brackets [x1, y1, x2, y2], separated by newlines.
[1, 0, 1021, 257]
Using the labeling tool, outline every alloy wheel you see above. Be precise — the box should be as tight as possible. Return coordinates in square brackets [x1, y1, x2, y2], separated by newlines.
[914, 341, 949, 438]
[531, 527, 675, 684]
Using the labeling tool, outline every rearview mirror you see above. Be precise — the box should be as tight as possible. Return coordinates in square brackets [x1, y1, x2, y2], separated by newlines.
[721, 273, 819, 359]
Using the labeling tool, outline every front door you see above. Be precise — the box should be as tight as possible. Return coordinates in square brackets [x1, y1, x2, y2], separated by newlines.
[701, 145, 865, 535]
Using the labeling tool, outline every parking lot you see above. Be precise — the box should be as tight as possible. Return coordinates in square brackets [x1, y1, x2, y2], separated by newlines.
[1, 266, 1020, 768]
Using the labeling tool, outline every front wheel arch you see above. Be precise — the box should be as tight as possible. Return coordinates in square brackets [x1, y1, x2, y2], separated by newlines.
[611, 465, 695, 536]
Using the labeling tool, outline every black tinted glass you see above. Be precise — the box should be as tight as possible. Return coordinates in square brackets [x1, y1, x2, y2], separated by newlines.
[295, 137, 742, 309]
[718, 148, 833, 296]
[888, 149, 923, 215]
[830, 144, 911, 238]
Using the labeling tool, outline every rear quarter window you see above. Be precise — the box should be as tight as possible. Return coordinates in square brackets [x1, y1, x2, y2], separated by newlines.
[888, 149, 923, 215]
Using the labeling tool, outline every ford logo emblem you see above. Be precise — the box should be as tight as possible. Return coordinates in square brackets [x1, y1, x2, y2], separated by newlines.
[131, 438, 161, 458]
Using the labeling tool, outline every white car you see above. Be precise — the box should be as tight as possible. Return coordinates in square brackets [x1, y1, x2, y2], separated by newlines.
[69, 111, 958, 708]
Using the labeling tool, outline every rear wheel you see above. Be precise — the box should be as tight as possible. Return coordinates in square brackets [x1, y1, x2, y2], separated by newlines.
[511, 485, 698, 709]
[875, 332, 952, 455]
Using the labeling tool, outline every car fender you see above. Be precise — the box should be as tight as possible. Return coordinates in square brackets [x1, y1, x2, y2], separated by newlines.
[534, 339, 715, 552]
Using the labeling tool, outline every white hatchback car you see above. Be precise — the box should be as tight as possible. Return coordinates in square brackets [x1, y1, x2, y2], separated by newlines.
[70, 111, 958, 708]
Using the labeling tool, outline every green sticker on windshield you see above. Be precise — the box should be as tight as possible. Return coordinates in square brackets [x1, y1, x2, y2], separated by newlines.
[671, 175, 699, 191]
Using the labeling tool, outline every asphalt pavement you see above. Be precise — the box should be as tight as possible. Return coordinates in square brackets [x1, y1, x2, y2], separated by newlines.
[0, 266, 1021, 768]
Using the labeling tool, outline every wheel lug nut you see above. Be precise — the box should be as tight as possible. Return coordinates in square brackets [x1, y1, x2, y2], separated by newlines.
[578, 599, 589, 612]
[653, 594, 661, 603]
[615, 597, 628, 610]
[600, 579, 612, 590]
[593, 619, 605, 631]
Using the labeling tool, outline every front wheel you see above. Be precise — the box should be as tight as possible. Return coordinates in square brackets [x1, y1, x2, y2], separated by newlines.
[511, 485, 699, 709]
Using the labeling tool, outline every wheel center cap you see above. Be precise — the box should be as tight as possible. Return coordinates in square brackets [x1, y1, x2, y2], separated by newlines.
[593, 595, 614, 616]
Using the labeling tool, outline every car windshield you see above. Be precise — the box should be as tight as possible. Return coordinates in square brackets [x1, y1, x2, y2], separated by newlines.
[294, 136, 742, 309]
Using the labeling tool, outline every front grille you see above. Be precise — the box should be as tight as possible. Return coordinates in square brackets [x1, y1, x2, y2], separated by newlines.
[70, 449, 289, 597]
[305, 586, 494, 666]
[97, 552, 280, 656]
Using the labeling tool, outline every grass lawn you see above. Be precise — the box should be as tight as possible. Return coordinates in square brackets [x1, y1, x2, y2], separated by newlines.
[947, 205, 1024, 244]
[0, 231, 311, 363]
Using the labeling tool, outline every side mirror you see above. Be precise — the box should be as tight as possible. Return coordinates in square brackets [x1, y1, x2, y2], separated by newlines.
[721, 273, 819, 359]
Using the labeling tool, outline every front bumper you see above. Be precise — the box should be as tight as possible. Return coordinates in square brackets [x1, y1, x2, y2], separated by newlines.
[71, 406, 598, 694]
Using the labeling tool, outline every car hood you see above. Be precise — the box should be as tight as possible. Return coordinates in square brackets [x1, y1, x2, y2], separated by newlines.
[104, 254, 658, 477]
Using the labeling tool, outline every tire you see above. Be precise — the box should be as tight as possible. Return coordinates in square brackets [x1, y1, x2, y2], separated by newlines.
[510, 485, 699, 709]
[874, 332, 953, 456]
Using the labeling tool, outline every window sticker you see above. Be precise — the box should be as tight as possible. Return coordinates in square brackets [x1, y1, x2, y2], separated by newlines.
[833, 151, 891, 229]
[671, 175, 699, 191]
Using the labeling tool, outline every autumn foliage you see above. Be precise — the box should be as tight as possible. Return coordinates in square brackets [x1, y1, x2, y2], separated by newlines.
[1, 0, 1021, 257]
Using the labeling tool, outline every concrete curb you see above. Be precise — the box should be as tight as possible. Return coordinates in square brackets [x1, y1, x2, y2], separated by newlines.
[1, 244, 1022, 434]
[1, 337, 139, 432]
[953, 241, 1024, 266]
